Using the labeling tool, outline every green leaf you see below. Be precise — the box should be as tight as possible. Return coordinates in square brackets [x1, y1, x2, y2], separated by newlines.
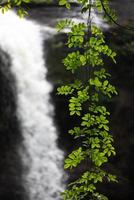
[59, 0, 67, 6]
[80, 55, 86, 65]
[64, 147, 85, 169]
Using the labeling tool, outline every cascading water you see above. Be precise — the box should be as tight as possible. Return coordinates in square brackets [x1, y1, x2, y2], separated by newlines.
[0, 11, 64, 200]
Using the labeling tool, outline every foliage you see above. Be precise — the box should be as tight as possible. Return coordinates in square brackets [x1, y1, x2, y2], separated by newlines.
[0, 0, 31, 17]
[57, 0, 118, 199]
[0, 0, 51, 16]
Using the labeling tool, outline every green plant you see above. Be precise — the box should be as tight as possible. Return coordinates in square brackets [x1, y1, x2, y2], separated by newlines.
[0, 0, 31, 17]
[57, 0, 118, 199]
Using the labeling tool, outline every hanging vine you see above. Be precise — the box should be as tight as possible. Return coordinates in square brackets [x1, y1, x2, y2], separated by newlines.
[57, 0, 118, 199]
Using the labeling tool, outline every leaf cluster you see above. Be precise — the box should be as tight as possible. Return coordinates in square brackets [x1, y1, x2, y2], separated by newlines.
[57, 0, 118, 199]
[0, 0, 31, 17]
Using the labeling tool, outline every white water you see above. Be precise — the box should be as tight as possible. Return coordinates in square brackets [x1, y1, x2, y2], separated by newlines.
[0, 11, 64, 200]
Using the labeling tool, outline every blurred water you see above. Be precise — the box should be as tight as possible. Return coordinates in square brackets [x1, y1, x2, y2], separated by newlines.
[0, 11, 64, 200]
[27, 2, 106, 28]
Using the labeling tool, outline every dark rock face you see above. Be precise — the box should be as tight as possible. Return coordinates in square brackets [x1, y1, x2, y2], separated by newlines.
[105, 29, 134, 200]
[0, 49, 27, 200]
[111, 0, 134, 23]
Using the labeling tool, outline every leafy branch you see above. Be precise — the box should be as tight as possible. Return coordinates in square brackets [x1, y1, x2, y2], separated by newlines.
[57, 0, 118, 199]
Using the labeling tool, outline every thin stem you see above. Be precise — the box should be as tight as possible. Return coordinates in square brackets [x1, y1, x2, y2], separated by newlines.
[100, 0, 134, 32]
[85, 0, 92, 82]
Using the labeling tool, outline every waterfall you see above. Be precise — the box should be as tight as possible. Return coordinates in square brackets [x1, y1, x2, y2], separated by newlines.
[0, 11, 64, 200]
